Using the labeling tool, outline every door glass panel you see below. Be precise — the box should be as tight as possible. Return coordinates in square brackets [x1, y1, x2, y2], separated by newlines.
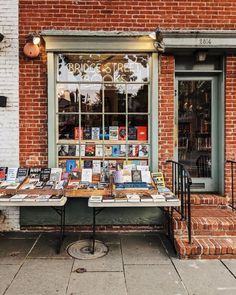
[178, 80, 211, 178]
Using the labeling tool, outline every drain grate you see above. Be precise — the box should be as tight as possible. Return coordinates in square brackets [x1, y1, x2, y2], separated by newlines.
[67, 239, 109, 260]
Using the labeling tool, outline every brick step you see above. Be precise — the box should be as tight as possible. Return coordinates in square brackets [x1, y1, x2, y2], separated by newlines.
[175, 236, 236, 259]
[191, 194, 227, 206]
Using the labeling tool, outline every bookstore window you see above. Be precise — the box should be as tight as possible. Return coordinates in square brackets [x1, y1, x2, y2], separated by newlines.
[56, 53, 151, 173]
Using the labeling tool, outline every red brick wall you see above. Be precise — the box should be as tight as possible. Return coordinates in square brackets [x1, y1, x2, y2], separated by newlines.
[19, 0, 236, 174]
[158, 55, 175, 185]
[225, 55, 236, 198]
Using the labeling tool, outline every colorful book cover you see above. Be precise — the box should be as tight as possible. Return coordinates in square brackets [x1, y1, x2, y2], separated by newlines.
[84, 160, 93, 168]
[105, 145, 112, 157]
[83, 127, 91, 140]
[137, 126, 147, 141]
[80, 145, 85, 157]
[119, 145, 126, 157]
[0, 167, 7, 181]
[108, 160, 116, 170]
[141, 170, 151, 183]
[132, 170, 142, 182]
[50, 168, 62, 182]
[66, 160, 76, 172]
[16, 168, 29, 182]
[81, 168, 93, 182]
[58, 145, 68, 156]
[92, 160, 101, 174]
[112, 145, 120, 157]
[39, 168, 51, 182]
[58, 160, 67, 172]
[91, 127, 100, 140]
[113, 170, 123, 183]
[109, 126, 119, 140]
[95, 145, 103, 157]
[6, 168, 18, 182]
[132, 145, 139, 157]
[138, 145, 149, 157]
[68, 145, 76, 156]
[85, 145, 95, 156]
[75, 145, 80, 156]
[118, 126, 126, 140]
[128, 127, 137, 140]
[74, 127, 83, 140]
[99, 127, 109, 140]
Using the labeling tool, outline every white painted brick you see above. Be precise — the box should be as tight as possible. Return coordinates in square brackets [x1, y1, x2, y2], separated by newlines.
[0, 0, 19, 231]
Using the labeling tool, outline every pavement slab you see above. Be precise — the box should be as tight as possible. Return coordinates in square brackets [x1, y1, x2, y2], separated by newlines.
[67, 272, 127, 295]
[121, 233, 170, 265]
[125, 264, 187, 295]
[221, 259, 236, 278]
[28, 233, 79, 259]
[5, 259, 73, 295]
[72, 243, 123, 272]
[0, 264, 20, 294]
[79, 232, 121, 244]
[173, 259, 236, 295]
[0, 238, 36, 265]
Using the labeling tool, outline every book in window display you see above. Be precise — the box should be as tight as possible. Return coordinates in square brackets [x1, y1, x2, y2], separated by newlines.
[68, 145, 76, 156]
[74, 127, 83, 140]
[39, 168, 51, 182]
[85, 144, 95, 157]
[100, 127, 109, 140]
[84, 160, 93, 169]
[128, 127, 137, 140]
[116, 160, 124, 170]
[75, 145, 80, 156]
[108, 160, 117, 171]
[0, 167, 7, 181]
[91, 127, 100, 140]
[83, 127, 91, 140]
[92, 160, 101, 174]
[131, 170, 142, 182]
[137, 126, 147, 141]
[95, 145, 103, 157]
[109, 126, 118, 140]
[66, 160, 76, 172]
[81, 168, 93, 182]
[118, 126, 126, 140]
[112, 145, 120, 157]
[58, 160, 66, 172]
[105, 145, 112, 157]
[58, 145, 69, 156]
[138, 144, 149, 157]
[119, 145, 126, 157]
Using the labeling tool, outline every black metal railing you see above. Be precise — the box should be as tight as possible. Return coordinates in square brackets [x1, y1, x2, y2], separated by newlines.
[226, 160, 236, 211]
[166, 160, 192, 244]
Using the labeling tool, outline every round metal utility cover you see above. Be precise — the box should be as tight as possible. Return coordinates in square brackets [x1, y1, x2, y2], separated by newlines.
[67, 240, 109, 260]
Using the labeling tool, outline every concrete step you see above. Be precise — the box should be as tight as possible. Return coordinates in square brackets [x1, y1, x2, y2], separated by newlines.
[175, 236, 236, 259]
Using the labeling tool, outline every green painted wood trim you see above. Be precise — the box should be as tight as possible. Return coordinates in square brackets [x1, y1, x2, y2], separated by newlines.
[151, 53, 159, 171]
[47, 52, 57, 167]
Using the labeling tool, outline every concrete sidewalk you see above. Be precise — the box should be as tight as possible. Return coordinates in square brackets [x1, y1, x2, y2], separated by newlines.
[0, 232, 236, 295]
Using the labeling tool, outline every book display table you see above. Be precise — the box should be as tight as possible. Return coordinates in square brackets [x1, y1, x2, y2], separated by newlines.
[88, 196, 180, 254]
[0, 190, 67, 254]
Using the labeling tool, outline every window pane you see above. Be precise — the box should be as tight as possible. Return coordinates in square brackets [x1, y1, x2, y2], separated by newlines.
[178, 80, 212, 178]
[80, 84, 102, 112]
[104, 84, 126, 113]
[57, 84, 79, 113]
[58, 115, 79, 140]
[128, 115, 148, 141]
[81, 115, 102, 140]
[57, 54, 150, 83]
[128, 84, 148, 113]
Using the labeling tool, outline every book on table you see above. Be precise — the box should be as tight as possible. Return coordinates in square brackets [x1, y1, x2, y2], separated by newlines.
[89, 195, 103, 203]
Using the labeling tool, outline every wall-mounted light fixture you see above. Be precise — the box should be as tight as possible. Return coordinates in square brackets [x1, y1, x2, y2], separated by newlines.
[23, 33, 41, 58]
[149, 28, 165, 53]
[0, 96, 7, 107]
[0, 33, 4, 43]
[195, 50, 207, 62]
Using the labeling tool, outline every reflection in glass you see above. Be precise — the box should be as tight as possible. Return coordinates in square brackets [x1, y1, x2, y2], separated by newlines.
[58, 115, 79, 140]
[128, 84, 148, 113]
[81, 115, 102, 140]
[80, 84, 102, 112]
[104, 84, 126, 113]
[57, 84, 79, 112]
[128, 115, 148, 141]
[178, 80, 211, 178]
[57, 54, 150, 83]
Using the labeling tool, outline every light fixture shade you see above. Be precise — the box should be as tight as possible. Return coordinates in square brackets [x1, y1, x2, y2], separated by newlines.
[195, 51, 207, 62]
[23, 42, 40, 58]
[33, 36, 40, 45]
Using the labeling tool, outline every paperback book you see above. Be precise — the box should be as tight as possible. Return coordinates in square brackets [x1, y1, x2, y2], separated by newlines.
[91, 127, 100, 140]
[58, 145, 69, 156]
[109, 126, 119, 140]
[68, 145, 76, 156]
[118, 126, 126, 140]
